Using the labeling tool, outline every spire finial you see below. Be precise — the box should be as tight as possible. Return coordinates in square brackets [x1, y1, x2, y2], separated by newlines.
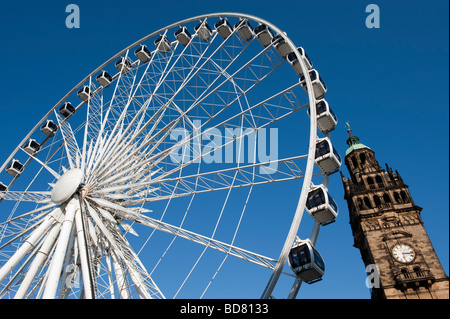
[345, 121, 354, 137]
[344, 122, 371, 155]
[345, 121, 351, 131]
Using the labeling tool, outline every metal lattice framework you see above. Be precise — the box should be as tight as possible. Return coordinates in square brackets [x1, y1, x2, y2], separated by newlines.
[0, 13, 338, 299]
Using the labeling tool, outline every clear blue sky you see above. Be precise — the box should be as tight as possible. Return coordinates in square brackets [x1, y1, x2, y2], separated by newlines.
[0, 0, 448, 299]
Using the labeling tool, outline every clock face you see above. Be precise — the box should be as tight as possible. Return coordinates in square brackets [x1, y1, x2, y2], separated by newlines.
[392, 244, 415, 263]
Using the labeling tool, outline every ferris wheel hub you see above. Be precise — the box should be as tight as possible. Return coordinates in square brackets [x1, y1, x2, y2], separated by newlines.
[50, 168, 83, 204]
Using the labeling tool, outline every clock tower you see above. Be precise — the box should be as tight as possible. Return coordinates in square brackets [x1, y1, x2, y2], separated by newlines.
[340, 124, 449, 299]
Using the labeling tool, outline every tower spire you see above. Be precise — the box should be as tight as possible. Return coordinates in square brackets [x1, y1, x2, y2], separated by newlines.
[344, 122, 370, 156]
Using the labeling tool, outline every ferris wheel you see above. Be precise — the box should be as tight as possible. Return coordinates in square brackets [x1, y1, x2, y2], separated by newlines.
[0, 13, 341, 299]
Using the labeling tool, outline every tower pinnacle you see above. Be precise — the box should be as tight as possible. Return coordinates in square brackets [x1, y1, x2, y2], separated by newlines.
[344, 122, 370, 156]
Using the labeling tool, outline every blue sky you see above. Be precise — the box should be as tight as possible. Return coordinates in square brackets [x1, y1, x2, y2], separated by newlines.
[0, 0, 448, 299]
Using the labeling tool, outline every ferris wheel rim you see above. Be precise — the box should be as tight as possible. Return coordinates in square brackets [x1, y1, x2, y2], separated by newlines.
[0, 12, 321, 299]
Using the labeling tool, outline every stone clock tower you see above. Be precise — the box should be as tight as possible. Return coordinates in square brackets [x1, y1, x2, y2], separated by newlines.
[340, 124, 449, 299]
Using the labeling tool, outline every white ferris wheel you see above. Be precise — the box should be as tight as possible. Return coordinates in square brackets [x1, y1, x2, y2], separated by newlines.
[0, 13, 341, 299]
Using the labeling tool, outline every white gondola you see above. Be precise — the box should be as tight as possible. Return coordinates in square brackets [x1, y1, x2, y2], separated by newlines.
[23, 139, 40, 155]
[134, 44, 152, 63]
[307, 99, 338, 133]
[288, 239, 325, 284]
[40, 120, 58, 136]
[271, 34, 293, 59]
[300, 69, 327, 100]
[254, 24, 274, 47]
[115, 57, 132, 74]
[234, 19, 253, 41]
[154, 35, 172, 53]
[315, 137, 341, 174]
[77, 86, 92, 102]
[6, 159, 23, 177]
[59, 102, 76, 117]
[96, 70, 113, 88]
[174, 26, 192, 46]
[0, 182, 6, 192]
[305, 185, 338, 225]
[194, 22, 212, 42]
[215, 18, 233, 39]
[287, 47, 313, 76]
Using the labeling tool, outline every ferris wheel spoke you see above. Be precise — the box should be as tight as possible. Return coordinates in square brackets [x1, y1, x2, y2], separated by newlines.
[141, 155, 307, 203]
[126, 207, 278, 270]
[0, 190, 51, 203]
[55, 113, 81, 170]
[83, 190, 276, 271]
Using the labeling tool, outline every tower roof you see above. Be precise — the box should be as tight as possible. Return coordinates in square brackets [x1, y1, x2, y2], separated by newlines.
[345, 122, 371, 156]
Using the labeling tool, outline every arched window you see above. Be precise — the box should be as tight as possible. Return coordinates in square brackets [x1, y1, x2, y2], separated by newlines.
[364, 197, 372, 209]
[413, 267, 423, 277]
[357, 198, 364, 210]
[360, 153, 366, 165]
[374, 195, 381, 207]
[375, 175, 384, 188]
[367, 177, 374, 189]
[351, 156, 358, 169]
[383, 193, 392, 203]
[394, 192, 401, 203]
[400, 191, 409, 203]
[401, 268, 410, 278]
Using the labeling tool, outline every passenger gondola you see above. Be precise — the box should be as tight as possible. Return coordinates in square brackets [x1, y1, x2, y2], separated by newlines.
[77, 86, 92, 102]
[307, 99, 338, 133]
[115, 57, 132, 74]
[174, 27, 192, 46]
[288, 239, 325, 284]
[40, 120, 58, 136]
[96, 70, 113, 88]
[299, 69, 327, 100]
[254, 24, 274, 47]
[305, 185, 338, 225]
[234, 19, 253, 41]
[0, 182, 6, 192]
[287, 47, 313, 76]
[154, 35, 172, 53]
[215, 18, 233, 39]
[194, 22, 213, 42]
[59, 102, 76, 117]
[134, 44, 152, 63]
[23, 139, 40, 155]
[271, 34, 293, 59]
[315, 137, 341, 174]
[6, 159, 24, 177]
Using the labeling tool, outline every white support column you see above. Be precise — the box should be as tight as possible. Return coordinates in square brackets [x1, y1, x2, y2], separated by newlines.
[111, 250, 129, 299]
[105, 250, 116, 299]
[14, 220, 63, 299]
[0, 208, 63, 283]
[42, 197, 78, 299]
[74, 209, 94, 299]
[58, 221, 76, 299]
